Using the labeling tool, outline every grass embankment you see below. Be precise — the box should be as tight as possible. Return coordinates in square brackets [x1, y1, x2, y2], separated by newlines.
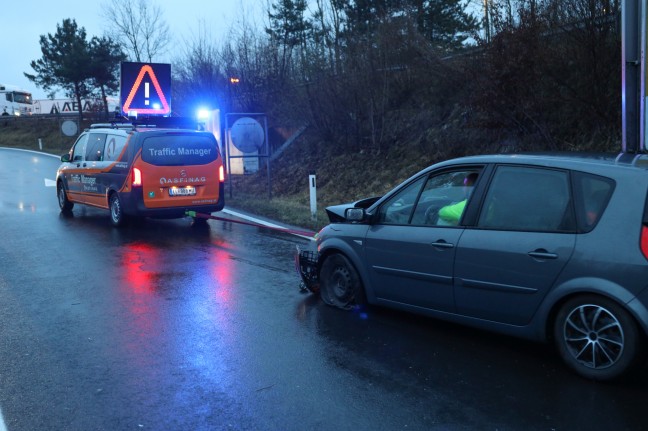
[0, 115, 81, 156]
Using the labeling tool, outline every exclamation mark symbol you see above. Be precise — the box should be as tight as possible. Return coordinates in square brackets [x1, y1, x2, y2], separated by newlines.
[145, 82, 150, 106]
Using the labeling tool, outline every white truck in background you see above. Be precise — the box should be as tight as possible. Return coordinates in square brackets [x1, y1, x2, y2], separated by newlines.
[33, 97, 119, 115]
[0, 84, 33, 116]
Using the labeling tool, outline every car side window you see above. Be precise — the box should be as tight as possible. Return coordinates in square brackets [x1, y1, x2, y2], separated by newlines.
[85, 133, 107, 162]
[103, 135, 127, 162]
[478, 166, 574, 232]
[376, 177, 426, 224]
[377, 169, 481, 226]
[410, 170, 481, 226]
[71, 134, 89, 162]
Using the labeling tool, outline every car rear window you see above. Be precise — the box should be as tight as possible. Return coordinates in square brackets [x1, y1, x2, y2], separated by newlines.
[142, 134, 219, 166]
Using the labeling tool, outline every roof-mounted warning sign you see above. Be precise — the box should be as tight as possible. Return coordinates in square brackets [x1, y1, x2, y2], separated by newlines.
[120, 62, 171, 115]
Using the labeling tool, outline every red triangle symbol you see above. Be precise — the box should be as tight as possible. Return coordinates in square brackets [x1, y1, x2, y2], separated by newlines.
[123, 65, 170, 114]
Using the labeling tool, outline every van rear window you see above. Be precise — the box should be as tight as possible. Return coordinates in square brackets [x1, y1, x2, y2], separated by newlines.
[142, 134, 218, 166]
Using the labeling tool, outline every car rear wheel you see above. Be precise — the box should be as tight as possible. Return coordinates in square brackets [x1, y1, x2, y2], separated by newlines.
[109, 193, 127, 227]
[57, 182, 74, 212]
[554, 295, 644, 381]
[319, 254, 366, 310]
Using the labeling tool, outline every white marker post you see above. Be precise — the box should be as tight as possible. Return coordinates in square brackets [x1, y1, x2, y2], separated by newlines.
[309, 175, 317, 221]
[38, 138, 42, 150]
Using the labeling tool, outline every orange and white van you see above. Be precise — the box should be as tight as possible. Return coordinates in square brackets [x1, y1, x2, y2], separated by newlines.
[56, 120, 225, 226]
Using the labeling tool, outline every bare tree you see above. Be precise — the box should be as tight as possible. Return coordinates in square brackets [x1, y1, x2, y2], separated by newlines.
[100, 0, 171, 62]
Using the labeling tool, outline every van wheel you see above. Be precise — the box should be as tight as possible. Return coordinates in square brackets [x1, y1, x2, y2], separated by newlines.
[553, 295, 644, 381]
[57, 182, 74, 211]
[319, 254, 366, 310]
[109, 193, 127, 227]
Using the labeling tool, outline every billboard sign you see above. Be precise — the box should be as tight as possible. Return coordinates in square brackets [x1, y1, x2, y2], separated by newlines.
[120, 62, 171, 116]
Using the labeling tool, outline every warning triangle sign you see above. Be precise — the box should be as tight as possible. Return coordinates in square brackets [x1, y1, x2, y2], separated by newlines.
[122, 65, 170, 115]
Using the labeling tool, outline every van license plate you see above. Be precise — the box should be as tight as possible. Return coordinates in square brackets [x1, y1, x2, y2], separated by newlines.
[169, 186, 196, 196]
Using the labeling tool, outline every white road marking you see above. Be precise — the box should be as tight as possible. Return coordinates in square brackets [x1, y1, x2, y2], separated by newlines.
[44, 178, 56, 187]
[0, 407, 8, 431]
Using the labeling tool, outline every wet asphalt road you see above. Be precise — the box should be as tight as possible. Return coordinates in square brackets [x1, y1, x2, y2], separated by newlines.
[0, 147, 647, 431]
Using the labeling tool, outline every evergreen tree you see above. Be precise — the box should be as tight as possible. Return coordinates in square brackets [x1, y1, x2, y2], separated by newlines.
[24, 19, 93, 119]
[415, 0, 478, 49]
[266, 0, 312, 78]
[89, 36, 127, 113]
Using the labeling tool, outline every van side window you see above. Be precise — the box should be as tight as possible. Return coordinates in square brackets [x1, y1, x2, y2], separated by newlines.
[103, 135, 127, 161]
[71, 134, 89, 162]
[85, 133, 107, 162]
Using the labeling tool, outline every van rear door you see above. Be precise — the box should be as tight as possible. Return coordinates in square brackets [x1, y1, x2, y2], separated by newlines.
[135, 131, 222, 209]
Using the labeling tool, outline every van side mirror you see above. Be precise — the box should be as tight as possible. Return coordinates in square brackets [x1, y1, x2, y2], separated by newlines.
[60, 154, 71, 162]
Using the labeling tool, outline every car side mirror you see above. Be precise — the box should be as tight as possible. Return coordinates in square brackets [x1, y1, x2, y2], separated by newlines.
[345, 207, 366, 222]
[60, 154, 71, 162]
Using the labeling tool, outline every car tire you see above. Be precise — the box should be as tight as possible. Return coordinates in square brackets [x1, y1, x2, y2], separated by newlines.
[319, 253, 366, 310]
[57, 182, 74, 212]
[553, 295, 645, 381]
[109, 193, 127, 227]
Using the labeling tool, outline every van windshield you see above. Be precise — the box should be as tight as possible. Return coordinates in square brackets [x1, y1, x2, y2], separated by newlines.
[142, 134, 219, 166]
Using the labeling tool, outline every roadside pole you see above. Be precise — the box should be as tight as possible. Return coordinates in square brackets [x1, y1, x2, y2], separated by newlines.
[622, 0, 646, 153]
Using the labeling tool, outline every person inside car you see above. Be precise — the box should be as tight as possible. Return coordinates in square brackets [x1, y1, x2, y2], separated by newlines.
[437, 172, 478, 225]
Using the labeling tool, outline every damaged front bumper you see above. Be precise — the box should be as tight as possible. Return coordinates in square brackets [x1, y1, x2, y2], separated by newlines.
[295, 245, 319, 293]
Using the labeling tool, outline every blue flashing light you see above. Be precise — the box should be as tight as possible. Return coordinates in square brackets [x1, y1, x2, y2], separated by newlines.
[197, 108, 210, 121]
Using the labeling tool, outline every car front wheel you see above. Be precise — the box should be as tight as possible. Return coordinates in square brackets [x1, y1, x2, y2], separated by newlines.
[554, 295, 645, 381]
[319, 253, 366, 310]
[109, 193, 127, 227]
[57, 182, 74, 212]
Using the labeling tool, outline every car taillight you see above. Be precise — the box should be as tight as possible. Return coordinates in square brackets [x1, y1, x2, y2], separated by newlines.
[219, 165, 225, 183]
[132, 168, 142, 186]
[641, 226, 648, 261]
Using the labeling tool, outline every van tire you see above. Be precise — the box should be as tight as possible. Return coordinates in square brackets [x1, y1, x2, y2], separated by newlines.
[109, 193, 127, 227]
[57, 182, 74, 212]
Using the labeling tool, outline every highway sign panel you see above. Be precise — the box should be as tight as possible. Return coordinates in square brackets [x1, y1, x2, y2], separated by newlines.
[120, 62, 171, 115]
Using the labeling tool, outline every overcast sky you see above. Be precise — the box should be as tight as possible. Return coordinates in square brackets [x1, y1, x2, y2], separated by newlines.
[4, 0, 267, 100]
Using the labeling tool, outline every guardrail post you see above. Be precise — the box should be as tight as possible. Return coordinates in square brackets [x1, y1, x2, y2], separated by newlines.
[309, 174, 317, 221]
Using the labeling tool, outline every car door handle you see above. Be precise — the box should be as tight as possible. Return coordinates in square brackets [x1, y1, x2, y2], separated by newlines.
[528, 249, 558, 259]
[431, 240, 454, 249]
